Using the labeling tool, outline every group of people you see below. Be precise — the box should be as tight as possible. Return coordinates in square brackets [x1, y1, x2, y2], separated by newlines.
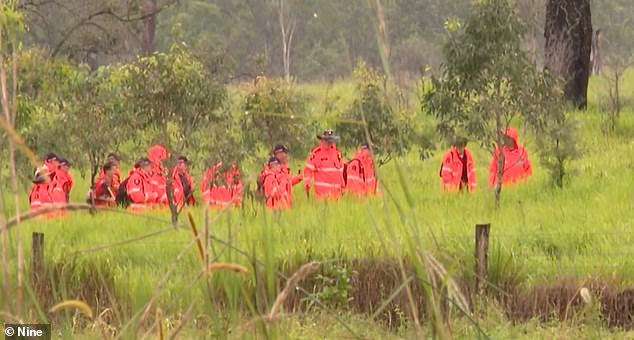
[439, 127, 533, 192]
[95, 145, 198, 211]
[29, 153, 74, 213]
[258, 130, 379, 209]
[27, 130, 380, 213]
[28, 127, 532, 214]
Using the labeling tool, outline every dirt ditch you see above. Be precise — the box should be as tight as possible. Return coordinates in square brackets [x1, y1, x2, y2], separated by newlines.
[32, 257, 634, 331]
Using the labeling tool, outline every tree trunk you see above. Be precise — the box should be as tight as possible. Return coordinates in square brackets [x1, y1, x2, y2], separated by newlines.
[494, 117, 505, 210]
[278, 0, 296, 83]
[142, 0, 157, 56]
[591, 29, 602, 75]
[544, 0, 592, 110]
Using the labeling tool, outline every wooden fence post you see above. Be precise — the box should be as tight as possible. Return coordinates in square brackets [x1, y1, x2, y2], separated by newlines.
[475, 224, 490, 295]
[32, 232, 44, 286]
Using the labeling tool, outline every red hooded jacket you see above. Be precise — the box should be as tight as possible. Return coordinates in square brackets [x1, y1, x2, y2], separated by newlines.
[440, 147, 477, 192]
[148, 145, 170, 204]
[489, 127, 533, 187]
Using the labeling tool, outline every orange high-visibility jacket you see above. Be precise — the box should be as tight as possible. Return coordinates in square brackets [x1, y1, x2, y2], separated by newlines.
[346, 148, 379, 196]
[201, 163, 243, 208]
[262, 168, 290, 210]
[173, 169, 196, 207]
[489, 128, 533, 187]
[50, 170, 73, 203]
[126, 168, 151, 205]
[29, 183, 52, 210]
[440, 147, 477, 192]
[93, 177, 117, 207]
[98, 167, 121, 192]
[303, 142, 345, 200]
[280, 164, 301, 207]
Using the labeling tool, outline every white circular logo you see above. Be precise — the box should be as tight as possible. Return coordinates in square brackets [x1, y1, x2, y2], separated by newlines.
[4, 326, 15, 336]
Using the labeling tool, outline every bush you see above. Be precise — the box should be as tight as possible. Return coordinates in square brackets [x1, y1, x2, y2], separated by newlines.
[240, 77, 317, 159]
[337, 62, 417, 163]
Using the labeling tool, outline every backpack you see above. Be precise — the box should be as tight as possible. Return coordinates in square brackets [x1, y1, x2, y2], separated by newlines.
[115, 177, 131, 208]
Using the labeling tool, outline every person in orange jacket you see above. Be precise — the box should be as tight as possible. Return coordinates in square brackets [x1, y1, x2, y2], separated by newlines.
[148, 145, 170, 205]
[36, 153, 59, 178]
[105, 153, 122, 191]
[440, 137, 477, 192]
[92, 162, 118, 207]
[489, 127, 533, 187]
[125, 158, 154, 210]
[50, 158, 73, 204]
[173, 156, 196, 208]
[29, 167, 53, 211]
[272, 144, 302, 207]
[262, 157, 290, 210]
[303, 130, 345, 200]
[346, 143, 380, 197]
[60, 158, 74, 198]
[201, 162, 243, 209]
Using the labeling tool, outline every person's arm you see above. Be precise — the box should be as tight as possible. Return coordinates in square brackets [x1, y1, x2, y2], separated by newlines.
[291, 171, 303, 186]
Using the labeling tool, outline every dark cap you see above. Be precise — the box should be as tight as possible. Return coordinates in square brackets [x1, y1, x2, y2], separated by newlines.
[273, 144, 289, 154]
[32, 175, 48, 184]
[453, 136, 468, 148]
[59, 158, 71, 166]
[102, 161, 115, 172]
[317, 129, 340, 141]
[177, 156, 189, 163]
[45, 153, 58, 161]
[135, 157, 153, 168]
[268, 156, 281, 165]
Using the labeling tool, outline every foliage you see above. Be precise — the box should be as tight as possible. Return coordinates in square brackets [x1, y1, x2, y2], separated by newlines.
[17, 0, 634, 83]
[536, 108, 582, 188]
[422, 0, 565, 204]
[308, 265, 353, 309]
[337, 62, 417, 161]
[118, 45, 227, 155]
[12, 50, 86, 177]
[240, 77, 316, 159]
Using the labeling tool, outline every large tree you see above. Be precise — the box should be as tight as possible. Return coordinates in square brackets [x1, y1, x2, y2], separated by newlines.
[544, 0, 593, 110]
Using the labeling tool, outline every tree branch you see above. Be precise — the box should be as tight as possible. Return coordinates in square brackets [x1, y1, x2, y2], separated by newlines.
[43, 0, 178, 57]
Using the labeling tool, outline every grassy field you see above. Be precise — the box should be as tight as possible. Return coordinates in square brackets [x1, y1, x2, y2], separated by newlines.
[2, 72, 634, 338]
